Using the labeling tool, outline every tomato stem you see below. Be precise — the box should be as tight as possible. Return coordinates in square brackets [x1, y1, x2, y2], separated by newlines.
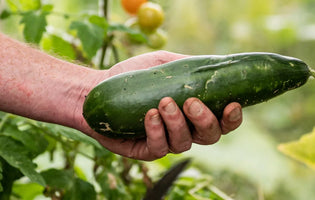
[99, 0, 111, 69]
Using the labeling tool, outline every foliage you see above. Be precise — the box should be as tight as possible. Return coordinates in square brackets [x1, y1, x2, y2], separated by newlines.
[0, 113, 233, 199]
[1, 0, 315, 199]
[0, 0, 233, 199]
[0, 0, 149, 69]
[278, 127, 315, 170]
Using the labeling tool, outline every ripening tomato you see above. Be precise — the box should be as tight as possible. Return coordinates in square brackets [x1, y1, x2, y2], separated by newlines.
[147, 29, 167, 49]
[121, 0, 147, 15]
[137, 2, 164, 32]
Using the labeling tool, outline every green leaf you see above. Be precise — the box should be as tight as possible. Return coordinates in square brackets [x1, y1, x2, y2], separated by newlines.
[0, 136, 46, 186]
[42, 169, 96, 200]
[74, 166, 87, 181]
[6, 0, 41, 12]
[88, 15, 108, 30]
[20, 11, 47, 44]
[64, 178, 96, 200]
[41, 169, 73, 189]
[70, 20, 105, 59]
[0, 10, 11, 19]
[109, 23, 147, 43]
[0, 159, 23, 199]
[1, 119, 48, 158]
[41, 4, 54, 12]
[12, 182, 44, 200]
[41, 34, 76, 60]
[278, 127, 315, 170]
[42, 123, 103, 149]
[1, 115, 48, 157]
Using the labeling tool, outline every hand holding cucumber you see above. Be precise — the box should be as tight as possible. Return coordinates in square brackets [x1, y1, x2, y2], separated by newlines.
[4, 33, 313, 161]
[83, 51, 314, 161]
[82, 51, 243, 161]
[0, 35, 242, 161]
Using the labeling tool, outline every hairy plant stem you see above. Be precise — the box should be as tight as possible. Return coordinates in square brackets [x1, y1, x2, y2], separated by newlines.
[99, 0, 112, 69]
[98, 0, 120, 69]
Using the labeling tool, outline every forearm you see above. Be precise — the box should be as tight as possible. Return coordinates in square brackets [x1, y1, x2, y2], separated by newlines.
[0, 33, 107, 129]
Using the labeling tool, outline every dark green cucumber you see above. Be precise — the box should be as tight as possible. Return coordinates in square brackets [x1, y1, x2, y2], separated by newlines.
[83, 52, 314, 138]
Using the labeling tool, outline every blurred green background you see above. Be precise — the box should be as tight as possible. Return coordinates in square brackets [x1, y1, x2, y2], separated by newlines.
[1, 0, 315, 199]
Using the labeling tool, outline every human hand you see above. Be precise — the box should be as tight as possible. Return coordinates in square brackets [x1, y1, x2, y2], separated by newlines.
[0, 35, 241, 161]
[79, 51, 242, 161]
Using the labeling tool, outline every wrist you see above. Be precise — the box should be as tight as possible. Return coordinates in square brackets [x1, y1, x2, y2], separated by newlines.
[67, 66, 109, 133]
[0, 33, 109, 134]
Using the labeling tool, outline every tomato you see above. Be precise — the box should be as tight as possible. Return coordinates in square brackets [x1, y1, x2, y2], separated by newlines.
[147, 29, 167, 49]
[137, 2, 164, 32]
[121, 0, 147, 15]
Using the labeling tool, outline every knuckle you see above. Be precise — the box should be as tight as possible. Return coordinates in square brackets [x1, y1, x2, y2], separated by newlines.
[154, 149, 168, 158]
[208, 133, 221, 144]
[193, 132, 221, 145]
[170, 141, 192, 154]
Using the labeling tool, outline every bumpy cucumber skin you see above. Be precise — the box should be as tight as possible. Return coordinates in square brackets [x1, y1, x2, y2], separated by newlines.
[83, 52, 312, 138]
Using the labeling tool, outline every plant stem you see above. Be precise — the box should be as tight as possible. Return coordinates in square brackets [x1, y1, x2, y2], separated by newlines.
[111, 43, 120, 64]
[99, 34, 114, 69]
[98, 0, 120, 69]
[103, 0, 109, 18]
[99, 43, 108, 69]
[99, 0, 110, 69]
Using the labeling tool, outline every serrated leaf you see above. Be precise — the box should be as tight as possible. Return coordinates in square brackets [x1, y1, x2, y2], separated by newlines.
[20, 11, 47, 44]
[13, 182, 44, 200]
[6, 0, 41, 12]
[0, 136, 46, 186]
[278, 127, 315, 170]
[70, 20, 105, 59]
[42, 169, 96, 200]
[1, 116, 48, 158]
[41, 169, 73, 189]
[64, 178, 96, 200]
[42, 123, 103, 149]
[41, 34, 76, 60]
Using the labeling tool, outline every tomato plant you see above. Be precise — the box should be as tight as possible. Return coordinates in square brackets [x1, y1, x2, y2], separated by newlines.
[122, 2, 167, 49]
[0, 1, 220, 199]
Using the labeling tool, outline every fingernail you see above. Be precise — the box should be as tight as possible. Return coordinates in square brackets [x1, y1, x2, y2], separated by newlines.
[164, 101, 176, 114]
[229, 107, 241, 122]
[150, 114, 161, 125]
[189, 100, 203, 116]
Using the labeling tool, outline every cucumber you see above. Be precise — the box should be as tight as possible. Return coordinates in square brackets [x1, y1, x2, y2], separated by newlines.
[83, 52, 314, 138]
